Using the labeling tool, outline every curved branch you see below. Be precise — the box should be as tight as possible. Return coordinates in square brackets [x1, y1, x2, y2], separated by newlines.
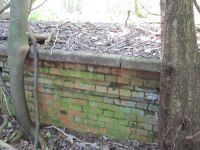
[193, 0, 200, 14]
[0, 2, 10, 15]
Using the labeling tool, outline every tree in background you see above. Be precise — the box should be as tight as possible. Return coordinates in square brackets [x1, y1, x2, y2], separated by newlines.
[159, 0, 200, 149]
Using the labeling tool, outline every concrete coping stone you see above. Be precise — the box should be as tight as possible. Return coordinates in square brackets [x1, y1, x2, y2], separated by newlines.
[0, 45, 161, 72]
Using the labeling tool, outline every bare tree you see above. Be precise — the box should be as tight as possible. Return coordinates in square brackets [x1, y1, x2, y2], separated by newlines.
[159, 0, 200, 149]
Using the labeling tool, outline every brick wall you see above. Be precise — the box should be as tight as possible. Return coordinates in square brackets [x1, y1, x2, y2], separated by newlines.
[0, 50, 160, 142]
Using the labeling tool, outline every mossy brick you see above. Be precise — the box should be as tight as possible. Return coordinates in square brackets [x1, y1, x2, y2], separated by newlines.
[87, 114, 98, 121]
[145, 93, 159, 101]
[130, 78, 144, 86]
[144, 80, 159, 88]
[137, 115, 157, 124]
[103, 110, 114, 118]
[148, 104, 159, 112]
[83, 105, 103, 114]
[145, 115, 158, 124]
[74, 82, 95, 91]
[74, 116, 87, 124]
[113, 99, 121, 105]
[81, 71, 104, 81]
[119, 106, 132, 113]
[128, 121, 137, 128]
[64, 63, 86, 70]
[120, 89, 131, 97]
[121, 100, 136, 107]
[87, 65, 110, 74]
[87, 119, 105, 128]
[69, 98, 88, 106]
[130, 133, 152, 142]
[99, 103, 120, 112]
[2, 72, 9, 80]
[25, 76, 33, 82]
[67, 70, 82, 78]
[114, 111, 137, 121]
[59, 98, 70, 109]
[39, 67, 49, 74]
[103, 97, 113, 104]
[135, 129, 149, 136]
[107, 125, 131, 138]
[104, 75, 117, 82]
[132, 91, 144, 99]
[111, 68, 136, 76]
[89, 101, 100, 107]
[117, 77, 130, 84]
[43, 61, 55, 67]
[38, 78, 54, 85]
[118, 119, 129, 126]
[55, 80, 74, 88]
[108, 88, 119, 95]
[96, 85, 107, 93]
[132, 108, 145, 116]
[98, 116, 118, 125]
[137, 102, 148, 109]
[70, 104, 83, 112]
[138, 123, 153, 131]
[135, 86, 158, 93]
[87, 95, 102, 102]
[25, 90, 33, 97]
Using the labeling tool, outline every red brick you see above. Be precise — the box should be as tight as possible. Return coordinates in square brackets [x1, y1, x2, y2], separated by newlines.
[111, 68, 136, 76]
[64, 63, 86, 70]
[117, 77, 130, 84]
[136, 71, 160, 79]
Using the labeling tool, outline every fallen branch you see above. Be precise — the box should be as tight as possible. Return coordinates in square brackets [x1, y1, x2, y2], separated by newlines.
[47, 126, 98, 148]
[0, 140, 17, 150]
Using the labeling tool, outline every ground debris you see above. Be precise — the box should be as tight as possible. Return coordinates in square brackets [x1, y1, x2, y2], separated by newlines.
[0, 115, 158, 150]
[0, 20, 161, 59]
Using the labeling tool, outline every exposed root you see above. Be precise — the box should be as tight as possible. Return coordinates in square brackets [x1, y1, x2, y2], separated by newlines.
[0, 114, 8, 134]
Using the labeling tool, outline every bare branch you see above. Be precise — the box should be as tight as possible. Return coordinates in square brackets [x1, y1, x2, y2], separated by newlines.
[31, 0, 48, 12]
[0, 1, 10, 15]
[193, 0, 200, 14]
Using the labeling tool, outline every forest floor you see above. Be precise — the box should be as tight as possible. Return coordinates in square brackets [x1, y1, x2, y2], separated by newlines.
[0, 20, 161, 59]
[0, 115, 158, 150]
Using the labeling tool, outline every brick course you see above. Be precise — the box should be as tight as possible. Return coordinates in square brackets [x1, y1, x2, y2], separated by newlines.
[0, 56, 160, 142]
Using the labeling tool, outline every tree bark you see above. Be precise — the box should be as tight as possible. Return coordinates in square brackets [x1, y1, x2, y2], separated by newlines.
[7, 0, 34, 136]
[159, 0, 200, 149]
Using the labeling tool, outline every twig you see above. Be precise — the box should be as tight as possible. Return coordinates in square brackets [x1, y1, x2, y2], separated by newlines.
[47, 126, 98, 148]
[193, 0, 200, 14]
[0, 2, 10, 15]
[138, 1, 160, 16]
[104, 140, 129, 149]
[50, 28, 60, 54]
[125, 10, 131, 27]
[31, 0, 48, 12]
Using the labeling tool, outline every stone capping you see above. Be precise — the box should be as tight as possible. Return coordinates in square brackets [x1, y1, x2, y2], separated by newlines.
[0, 45, 161, 72]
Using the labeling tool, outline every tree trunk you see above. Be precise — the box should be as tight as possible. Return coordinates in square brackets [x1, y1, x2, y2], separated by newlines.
[159, 0, 200, 149]
[7, 0, 34, 136]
